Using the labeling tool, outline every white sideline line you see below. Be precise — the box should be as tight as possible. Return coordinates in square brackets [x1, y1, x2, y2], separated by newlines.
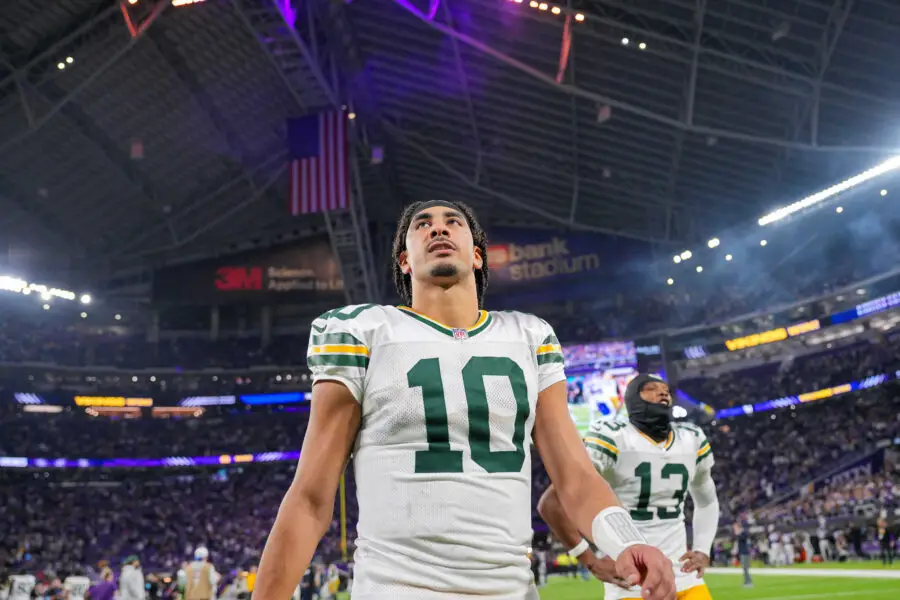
[706, 567, 900, 579]
[751, 590, 899, 600]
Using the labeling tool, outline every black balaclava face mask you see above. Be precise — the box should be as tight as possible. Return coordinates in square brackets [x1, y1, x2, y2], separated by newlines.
[624, 374, 673, 442]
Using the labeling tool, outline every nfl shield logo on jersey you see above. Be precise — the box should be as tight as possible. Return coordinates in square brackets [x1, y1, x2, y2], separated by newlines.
[452, 328, 468, 340]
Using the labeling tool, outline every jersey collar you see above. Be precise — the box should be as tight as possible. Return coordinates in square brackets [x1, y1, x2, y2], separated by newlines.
[632, 425, 676, 451]
[396, 306, 492, 338]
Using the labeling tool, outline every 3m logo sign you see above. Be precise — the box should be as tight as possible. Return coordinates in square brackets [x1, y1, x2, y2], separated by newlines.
[215, 266, 263, 291]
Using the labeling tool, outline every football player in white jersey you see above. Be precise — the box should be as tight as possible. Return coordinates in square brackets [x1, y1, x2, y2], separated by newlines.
[254, 201, 675, 600]
[538, 374, 720, 600]
[63, 569, 91, 600]
[7, 574, 35, 600]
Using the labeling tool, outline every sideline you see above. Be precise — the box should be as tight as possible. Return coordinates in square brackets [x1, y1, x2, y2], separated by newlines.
[706, 567, 900, 579]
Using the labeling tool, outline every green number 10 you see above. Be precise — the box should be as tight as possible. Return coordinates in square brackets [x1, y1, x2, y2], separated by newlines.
[408, 356, 530, 474]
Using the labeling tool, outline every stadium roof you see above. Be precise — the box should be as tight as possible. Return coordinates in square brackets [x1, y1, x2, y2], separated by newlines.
[1, 0, 899, 293]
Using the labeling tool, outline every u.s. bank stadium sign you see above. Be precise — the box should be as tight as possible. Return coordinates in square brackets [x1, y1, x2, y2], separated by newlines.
[486, 228, 649, 299]
[153, 237, 343, 304]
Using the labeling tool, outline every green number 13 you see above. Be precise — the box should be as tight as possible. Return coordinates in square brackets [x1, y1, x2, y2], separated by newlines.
[408, 356, 530, 474]
[631, 462, 689, 521]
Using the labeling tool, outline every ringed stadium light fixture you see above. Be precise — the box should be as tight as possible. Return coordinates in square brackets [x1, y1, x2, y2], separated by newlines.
[758, 155, 900, 226]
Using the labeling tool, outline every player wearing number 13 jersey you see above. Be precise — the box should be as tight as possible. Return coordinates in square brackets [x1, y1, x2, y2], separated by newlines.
[539, 374, 720, 600]
[253, 201, 675, 600]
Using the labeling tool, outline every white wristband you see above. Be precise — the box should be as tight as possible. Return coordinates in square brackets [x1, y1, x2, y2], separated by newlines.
[591, 506, 647, 560]
[567, 538, 590, 558]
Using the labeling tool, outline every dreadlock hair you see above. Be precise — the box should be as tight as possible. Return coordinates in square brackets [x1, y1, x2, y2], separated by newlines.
[392, 200, 490, 308]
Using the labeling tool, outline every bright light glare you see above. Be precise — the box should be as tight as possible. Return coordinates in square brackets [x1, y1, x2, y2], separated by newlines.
[673, 255, 682, 264]
[760, 240, 768, 247]
[836, 206, 843, 213]
[80, 293, 92, 304]
[882, 189, 888, 197]
[66, 56, 74, 64]
[574, 13, 585, 21]
[42, 304, 50, 310]
[666, 278, 674, 285]
[680, 250, 692, 260]
[115, 314, 122, 321]
[551, 6, 561, 14]
[638, 42, 647, 50]
[57, 63, 65, 70]
[621, 37, 630, 45]
[538, 2, 548, 10]
[725, 254, 733, 261]
[529, 0, 538, 6]
[707, 238, 720, 248]
[80, 312, 87, 318]
[696, 266, 703, 273]
[758, 155, 900, 226]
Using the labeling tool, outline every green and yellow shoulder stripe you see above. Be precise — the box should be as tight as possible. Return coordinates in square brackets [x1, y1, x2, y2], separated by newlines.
[307, 306, 376, 369]
[696, 437, 713, 464]
[536, 333, 564, 366]
[583, 431, 619, 462]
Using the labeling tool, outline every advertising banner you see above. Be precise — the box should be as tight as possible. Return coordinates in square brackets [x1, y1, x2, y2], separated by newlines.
[486, 228, 650, 302]
[152, 237, 343, 304]
[813, 449, 884, 492]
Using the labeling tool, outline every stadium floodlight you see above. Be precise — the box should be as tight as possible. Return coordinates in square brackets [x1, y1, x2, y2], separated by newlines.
[836, 206, 843, 213]
[696, 265, 703, 273]
[760, 240, 767, 246]
[80, 312, 87, 318]
[725, 254, 733, 261]
[42, 304, 50, 310]
[666, 278, 674, 285]
[80, 293, 91, 304]
[882, 189, 888, 197]
[707, 238, 720, 248]
[621, 37, 630, 45]
[680, 250, 692, 260]
[758, 155, 900, 226]
[114, 314, 122, 321]
[673, 255, 682, 264]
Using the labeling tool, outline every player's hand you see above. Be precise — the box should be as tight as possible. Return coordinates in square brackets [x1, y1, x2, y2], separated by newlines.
[616, 545, 676, 600]
[579, 555, 631, 589]
[679, 551, 711, 578]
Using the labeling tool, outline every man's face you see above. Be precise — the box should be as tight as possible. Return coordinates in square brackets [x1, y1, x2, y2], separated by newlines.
[639, 381, 671, 406]
[400, 204, 482, 285]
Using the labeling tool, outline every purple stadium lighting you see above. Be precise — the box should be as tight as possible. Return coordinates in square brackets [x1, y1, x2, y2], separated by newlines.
[394, 0, 441, 21]
[275, 0, 297, 29]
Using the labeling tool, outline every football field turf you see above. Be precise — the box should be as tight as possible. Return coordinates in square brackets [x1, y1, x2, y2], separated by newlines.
[538, 567, 900, 600]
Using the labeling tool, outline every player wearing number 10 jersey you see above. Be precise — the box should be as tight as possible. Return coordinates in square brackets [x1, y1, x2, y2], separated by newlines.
[253, 201, 675, 600]
[539, 374, 720, 600]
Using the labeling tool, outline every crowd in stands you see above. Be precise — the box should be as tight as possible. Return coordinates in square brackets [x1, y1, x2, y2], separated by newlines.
[0, 411, 307, 460]
[2, 382, 897, 576]
[707, 386, 900, 522]
[680, 333, 900, 409]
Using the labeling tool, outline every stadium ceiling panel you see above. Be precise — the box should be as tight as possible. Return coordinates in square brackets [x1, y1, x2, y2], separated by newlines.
[0, 0, 897, 287]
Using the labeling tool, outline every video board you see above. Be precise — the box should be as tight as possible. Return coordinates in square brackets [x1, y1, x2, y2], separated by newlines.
[563, 341, 638, 434]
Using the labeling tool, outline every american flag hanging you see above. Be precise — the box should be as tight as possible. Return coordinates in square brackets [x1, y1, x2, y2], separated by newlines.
[287, 111, 349, 215]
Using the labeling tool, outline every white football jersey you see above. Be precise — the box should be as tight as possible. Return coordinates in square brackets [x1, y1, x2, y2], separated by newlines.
[63, 576, 91, 600]
[584, 420, 714, 599]
[308, 304, 565, 599]
[8, 575, 35, 600]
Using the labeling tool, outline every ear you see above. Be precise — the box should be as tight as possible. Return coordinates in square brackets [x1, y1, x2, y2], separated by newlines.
[398, 250, 411, 275]
[472, 245, 484, 271]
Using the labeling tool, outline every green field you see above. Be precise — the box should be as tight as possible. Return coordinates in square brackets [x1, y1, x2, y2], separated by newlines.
[334, 564, 900, 599]
[539, 568, 900, 600]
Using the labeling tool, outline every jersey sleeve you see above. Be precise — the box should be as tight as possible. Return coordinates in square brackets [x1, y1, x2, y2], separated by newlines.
[535, 319, 566, 392]
[695, 433, 714, 473]
[306, 307, 372, 403]
[582, 421, 619, 476]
